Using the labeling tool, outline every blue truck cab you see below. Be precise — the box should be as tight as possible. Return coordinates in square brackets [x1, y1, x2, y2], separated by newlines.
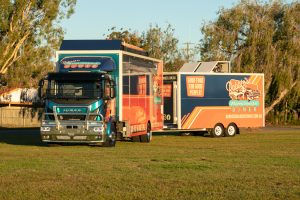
[39, 41, 117, 146]
[39, 40, 164, 146]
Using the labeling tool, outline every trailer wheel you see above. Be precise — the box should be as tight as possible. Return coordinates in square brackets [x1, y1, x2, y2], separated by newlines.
[141, 122, 152, 143]
[225, 123, 238, 137]
[211, 123, 225, 137]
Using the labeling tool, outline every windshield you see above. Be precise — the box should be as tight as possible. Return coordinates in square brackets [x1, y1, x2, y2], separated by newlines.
[47, 80, 102, 99]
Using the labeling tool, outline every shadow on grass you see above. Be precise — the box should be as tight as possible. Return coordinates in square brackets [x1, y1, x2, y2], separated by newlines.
[0, 128, 131, 147]
[152, 131, 209, 137]
[0, 128, 213, 147]
[0, 127, 45, 146]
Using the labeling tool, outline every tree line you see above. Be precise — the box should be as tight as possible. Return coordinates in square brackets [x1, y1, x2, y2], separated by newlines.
[0, 0, 298, 124]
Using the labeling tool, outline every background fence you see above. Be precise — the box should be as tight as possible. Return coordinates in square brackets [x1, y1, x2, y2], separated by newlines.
[0, 106, 42, 128]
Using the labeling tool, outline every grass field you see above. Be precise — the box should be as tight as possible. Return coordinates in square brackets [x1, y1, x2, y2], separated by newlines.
[0, 128, 299, 200]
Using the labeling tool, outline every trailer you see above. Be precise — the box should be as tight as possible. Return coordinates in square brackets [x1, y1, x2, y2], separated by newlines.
[39, 40, 163, 146]
[163, 62, 264, 137]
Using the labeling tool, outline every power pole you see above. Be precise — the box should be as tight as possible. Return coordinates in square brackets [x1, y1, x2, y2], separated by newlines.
[183, 42, 194, 62]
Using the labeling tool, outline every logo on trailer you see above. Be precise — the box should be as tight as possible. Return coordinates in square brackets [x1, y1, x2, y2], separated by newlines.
[226, 77, 261, 101]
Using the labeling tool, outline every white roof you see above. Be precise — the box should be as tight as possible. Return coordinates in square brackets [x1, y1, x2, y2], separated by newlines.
[179, 62, 201, 72]
[195, 61, 219, 72]
[179, 61, 230, 73]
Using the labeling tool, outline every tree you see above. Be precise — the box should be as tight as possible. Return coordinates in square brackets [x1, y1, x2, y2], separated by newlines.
[200, 0, 299, 121]
[141, 24, 183, 71]
[0, 0, 76, 88]
[105, 27, 141, 47]
[104, 24, 185, 72]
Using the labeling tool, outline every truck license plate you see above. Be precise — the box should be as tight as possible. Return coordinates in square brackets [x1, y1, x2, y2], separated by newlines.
[57, 136, 70, 140]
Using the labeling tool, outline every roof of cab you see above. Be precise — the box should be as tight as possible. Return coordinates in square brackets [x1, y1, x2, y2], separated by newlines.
[59, 40, 148, 56]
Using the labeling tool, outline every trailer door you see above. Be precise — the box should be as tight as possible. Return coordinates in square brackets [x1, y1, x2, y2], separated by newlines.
[163, 75, 178, 128]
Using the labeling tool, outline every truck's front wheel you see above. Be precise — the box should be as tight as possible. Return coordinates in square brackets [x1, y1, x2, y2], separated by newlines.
[103, 123, 116, 147]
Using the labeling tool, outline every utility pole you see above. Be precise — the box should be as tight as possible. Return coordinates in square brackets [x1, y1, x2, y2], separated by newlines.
[183, 42, 194, 62]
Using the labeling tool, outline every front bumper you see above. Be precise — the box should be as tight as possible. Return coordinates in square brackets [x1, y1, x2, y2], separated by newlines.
[40, 120, 106, 143]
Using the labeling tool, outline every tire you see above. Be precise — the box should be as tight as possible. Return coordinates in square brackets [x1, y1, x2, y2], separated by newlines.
[140, 122, 152, 143]
[132, 136, 141, 142]
[103, 123, 116, 147]
[210, 123, 225, 137]
[225, 123, 238, 137]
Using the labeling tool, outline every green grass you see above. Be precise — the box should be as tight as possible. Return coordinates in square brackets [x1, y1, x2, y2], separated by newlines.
[0, 128, 299, 200]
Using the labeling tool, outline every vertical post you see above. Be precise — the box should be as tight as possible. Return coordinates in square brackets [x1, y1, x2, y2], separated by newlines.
[23, 111, 25, 128]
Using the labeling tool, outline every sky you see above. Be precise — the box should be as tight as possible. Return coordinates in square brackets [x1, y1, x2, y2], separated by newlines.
[61, 0, 243, 49]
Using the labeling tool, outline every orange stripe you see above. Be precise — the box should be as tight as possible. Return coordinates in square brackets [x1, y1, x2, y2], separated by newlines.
[185, 107, 199, 127]
[201, 106, 231, 110]
[253, 76, 261, 85]
[182, 107, 201, 129]
[181, 115, 187, 125]
[248, 76, 255, 83]
[185, 106, 232, 129]
[188, 108, 202, 129]
[181, 113, 190, 125]
[251, 76, 257, 84]
[182, 106, 232, 129]
[182, 111, 195, 129]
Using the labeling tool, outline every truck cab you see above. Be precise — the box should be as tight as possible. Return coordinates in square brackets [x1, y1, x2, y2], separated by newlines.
[39, 40, 164, 146]
[40, 66, 116, 146]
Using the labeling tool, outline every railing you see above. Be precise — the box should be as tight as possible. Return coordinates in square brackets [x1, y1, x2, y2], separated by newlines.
[42, 106, 104, 131]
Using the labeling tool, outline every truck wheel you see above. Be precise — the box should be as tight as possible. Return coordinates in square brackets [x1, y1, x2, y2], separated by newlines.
[132, 136, 140, 142]
[103, 123, 116, 147]
[140, 122, 152, 143]
[211, 123, 225, 137]
[225, 123, 238, 137]
[103, 137, 116, 147]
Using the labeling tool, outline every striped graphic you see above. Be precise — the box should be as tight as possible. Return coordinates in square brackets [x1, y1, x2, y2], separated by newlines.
[248, 75, 261, 85]
[182, 106, 237, 129]
[181, 107, 202, 129]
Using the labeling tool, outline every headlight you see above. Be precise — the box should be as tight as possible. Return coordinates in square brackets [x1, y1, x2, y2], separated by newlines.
[41, 126, 51, 132]
[93, 126, 103, 132]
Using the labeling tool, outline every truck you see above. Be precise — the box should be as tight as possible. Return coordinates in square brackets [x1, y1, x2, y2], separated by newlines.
[163, 61, 264, 137]
[39, 40, 164, 146]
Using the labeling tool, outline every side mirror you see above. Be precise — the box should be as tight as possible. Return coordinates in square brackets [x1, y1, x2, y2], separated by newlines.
[110, 87, 115, 99]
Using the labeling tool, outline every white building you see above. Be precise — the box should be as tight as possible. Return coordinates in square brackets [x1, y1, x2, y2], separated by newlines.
[0, 88, 39, 104]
